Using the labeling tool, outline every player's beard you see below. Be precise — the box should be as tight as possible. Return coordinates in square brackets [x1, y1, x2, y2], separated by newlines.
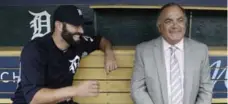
[61, 24, 83, 46]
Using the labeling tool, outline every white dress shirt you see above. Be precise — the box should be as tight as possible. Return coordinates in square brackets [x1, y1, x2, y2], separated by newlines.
[162, 38, 184, 104]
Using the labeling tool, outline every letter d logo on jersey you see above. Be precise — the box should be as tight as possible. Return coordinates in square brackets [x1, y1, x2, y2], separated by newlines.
[69, 55, 80, 74]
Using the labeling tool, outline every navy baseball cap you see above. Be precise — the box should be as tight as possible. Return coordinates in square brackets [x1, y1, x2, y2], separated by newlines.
[53, 5, 91, 26]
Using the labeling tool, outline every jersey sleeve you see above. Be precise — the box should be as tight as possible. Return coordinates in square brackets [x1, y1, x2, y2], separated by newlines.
[20, 44, 47, 103]
[81, 35, 102, 55]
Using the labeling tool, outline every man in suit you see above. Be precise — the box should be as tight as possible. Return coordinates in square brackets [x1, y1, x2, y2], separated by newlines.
[131, 3, 213, 104]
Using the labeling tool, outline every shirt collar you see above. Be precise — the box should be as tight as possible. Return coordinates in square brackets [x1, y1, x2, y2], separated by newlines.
[162, 37, 184, 51]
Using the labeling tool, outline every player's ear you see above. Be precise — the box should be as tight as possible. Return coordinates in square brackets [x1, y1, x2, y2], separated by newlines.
[55, 21, 63, 32]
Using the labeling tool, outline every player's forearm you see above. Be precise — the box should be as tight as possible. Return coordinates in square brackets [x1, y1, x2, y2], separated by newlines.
[99, 37, 113, 53]
[30, 86, 76, 104]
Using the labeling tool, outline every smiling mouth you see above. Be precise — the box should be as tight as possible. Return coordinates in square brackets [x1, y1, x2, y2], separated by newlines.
[170, 30, 181, 33]
[73, 35, 80, 41]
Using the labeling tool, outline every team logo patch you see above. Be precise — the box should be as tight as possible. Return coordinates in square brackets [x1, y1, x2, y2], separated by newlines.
[69, 55, 80, 74]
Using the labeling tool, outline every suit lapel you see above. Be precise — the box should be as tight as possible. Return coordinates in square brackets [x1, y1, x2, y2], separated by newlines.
[153, 37, 168, 104]
[183, 38, 194, 104]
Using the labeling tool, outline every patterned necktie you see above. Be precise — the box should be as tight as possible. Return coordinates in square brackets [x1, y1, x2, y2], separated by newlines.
[170, 46, 183, 104]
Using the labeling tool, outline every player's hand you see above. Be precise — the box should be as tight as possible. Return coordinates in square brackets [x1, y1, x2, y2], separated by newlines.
[74, 81, 99, 97]
[104, 50, 118, 74]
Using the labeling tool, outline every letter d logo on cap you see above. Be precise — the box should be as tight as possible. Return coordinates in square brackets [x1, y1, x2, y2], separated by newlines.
[77, 9, 82, 16]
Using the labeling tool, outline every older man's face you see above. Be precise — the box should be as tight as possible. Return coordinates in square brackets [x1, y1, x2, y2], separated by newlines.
[158, 6, 186, 45]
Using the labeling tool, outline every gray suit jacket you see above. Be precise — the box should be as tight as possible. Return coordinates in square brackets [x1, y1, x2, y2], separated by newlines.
[131, 37, 213, 104]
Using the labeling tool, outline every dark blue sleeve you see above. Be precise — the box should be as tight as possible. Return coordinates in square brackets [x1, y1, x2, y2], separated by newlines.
[20, 44, 46, 103]
[81, 35, 102, 54]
